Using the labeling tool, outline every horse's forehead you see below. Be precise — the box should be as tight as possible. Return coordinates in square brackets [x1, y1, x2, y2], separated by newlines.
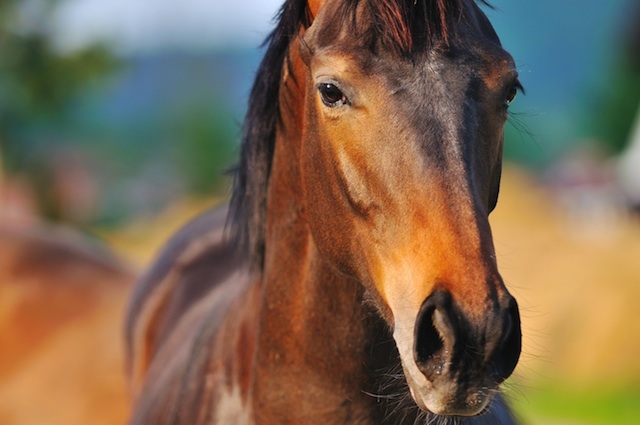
[305, 1, 513, 80]
[308, 43, 514, 94]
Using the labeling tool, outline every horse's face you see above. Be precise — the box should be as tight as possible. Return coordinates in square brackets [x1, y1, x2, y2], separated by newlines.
[298, 0, 521, 417]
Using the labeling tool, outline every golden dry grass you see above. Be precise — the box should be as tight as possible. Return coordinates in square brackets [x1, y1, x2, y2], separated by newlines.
[101, 198, 219, 269]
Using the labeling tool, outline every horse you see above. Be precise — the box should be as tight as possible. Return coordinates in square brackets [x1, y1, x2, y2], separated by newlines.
[0, 220, 134, 425]
[125, 0, 524, 423]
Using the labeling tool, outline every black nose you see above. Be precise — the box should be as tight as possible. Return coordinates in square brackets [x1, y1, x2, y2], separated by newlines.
[491, 296, 522, 382]
[414, 290, 521, 386]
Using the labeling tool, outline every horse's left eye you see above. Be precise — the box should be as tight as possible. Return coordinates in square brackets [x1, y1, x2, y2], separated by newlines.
[319, 83, 348, 108]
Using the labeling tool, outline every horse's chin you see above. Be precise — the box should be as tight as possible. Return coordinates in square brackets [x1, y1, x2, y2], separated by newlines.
[401, 362, 494, 417]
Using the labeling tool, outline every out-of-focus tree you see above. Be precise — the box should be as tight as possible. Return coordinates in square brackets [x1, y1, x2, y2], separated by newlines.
[0, 0, 116, 220]
[593, 3, 640, 155]
[173, 102, 237, 196]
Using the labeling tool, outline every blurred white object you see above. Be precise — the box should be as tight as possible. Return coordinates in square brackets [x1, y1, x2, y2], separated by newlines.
[617, 103, 640, 208]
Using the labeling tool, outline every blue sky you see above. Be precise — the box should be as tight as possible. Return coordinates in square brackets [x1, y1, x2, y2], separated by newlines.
[53, 0, 284, 52]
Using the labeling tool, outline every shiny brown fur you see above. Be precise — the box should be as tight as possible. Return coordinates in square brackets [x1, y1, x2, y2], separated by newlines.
[127, 0, 524, 423]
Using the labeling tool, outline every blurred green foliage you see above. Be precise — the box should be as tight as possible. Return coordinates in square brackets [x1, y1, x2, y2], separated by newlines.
[173, 102, 237, 195]
[593, 58, 640, 155]
[0, 0, 116, 173]
[0, 1, 241, 225]
[511, 384, 640, 425]
[592, 5, 640, 155]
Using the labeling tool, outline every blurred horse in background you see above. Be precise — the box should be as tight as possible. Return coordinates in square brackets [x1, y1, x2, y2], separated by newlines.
[127, 0, 523, 423]
[0, 217, 134, 425]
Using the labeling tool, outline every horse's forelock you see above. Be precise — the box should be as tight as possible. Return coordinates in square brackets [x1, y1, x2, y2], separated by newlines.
[333, 0, 490, 56]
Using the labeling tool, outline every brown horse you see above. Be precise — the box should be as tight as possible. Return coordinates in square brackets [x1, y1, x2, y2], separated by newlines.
[126, 0, 524, 423]
[0, 220, 134, 425]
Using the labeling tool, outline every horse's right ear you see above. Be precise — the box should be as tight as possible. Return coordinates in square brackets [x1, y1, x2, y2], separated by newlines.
[308, 0, 328, 21]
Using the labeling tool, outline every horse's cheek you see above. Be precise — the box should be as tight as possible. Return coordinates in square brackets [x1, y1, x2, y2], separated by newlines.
[301, 152, 358, 276]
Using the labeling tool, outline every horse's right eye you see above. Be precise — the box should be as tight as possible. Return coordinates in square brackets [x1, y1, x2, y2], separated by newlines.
[318, 83, 349, 108]
[504, 79, 524, 108]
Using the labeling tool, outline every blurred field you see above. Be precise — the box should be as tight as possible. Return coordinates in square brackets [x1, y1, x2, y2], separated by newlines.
[490, 166, 640, 424]
[491, 167, 640, 383]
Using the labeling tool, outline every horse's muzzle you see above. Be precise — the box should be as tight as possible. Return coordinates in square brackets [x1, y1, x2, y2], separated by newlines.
[411, 289, 521, 416]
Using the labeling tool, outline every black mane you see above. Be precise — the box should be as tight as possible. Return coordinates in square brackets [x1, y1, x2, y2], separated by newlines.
[227, 0, 312, 270]
[227, 0, 490, 270]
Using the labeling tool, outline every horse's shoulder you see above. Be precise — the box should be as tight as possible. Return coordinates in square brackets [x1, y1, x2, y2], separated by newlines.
[125, 205, 241, 393]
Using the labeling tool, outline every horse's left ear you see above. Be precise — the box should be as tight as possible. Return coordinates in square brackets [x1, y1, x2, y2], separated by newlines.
[308, 0, 328, 20]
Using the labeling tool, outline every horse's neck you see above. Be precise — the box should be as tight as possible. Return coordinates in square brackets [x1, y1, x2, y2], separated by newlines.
[255, 236, 375, 423]
[249, 45, 381, 425]
[254, 151, 381, 422]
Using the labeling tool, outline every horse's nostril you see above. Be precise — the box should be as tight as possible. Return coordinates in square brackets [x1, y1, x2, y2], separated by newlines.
[415, 306, 444, 364]
[414, 291, 454, 380]
[492, 298, 522, 382]
[412, 290, 522, 391]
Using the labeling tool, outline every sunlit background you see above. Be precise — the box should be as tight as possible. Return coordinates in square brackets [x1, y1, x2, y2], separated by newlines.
[1, 0, 639, 424]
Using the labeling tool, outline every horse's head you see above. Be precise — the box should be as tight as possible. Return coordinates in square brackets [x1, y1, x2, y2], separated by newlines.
[298, 0, 521, 416]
